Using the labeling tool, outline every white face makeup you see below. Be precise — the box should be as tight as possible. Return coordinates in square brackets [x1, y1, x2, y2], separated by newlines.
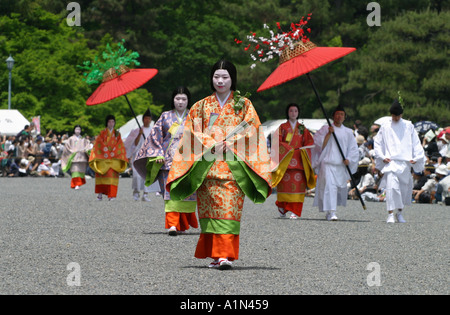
[74, 127, 81, 136]
[288, 106, 299, 121]
[173, 93, 188, 113]
[212, 69, 232, 94]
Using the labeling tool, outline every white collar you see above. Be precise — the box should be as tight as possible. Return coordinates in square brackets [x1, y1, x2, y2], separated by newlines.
[174, 109, 187, 123]
[289, 120, 297, 130]
[216, 92, 231, 108]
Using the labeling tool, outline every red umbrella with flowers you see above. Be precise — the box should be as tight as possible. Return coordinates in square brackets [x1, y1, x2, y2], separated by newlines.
[79, 40, 158, 139]
[237, 15, 366, 210]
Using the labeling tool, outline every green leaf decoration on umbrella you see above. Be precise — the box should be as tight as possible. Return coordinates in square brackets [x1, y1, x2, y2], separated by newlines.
[78, 39, 141, 85]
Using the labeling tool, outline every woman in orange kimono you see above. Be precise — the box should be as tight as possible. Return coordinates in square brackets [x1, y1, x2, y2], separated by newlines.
[166, 60, 272, 270]
[89, 115, 128, 201]
[272, 104, 315, 219]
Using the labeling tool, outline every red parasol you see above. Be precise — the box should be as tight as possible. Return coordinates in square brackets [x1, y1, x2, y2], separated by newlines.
[86, 65, 158, 139]
[255, 38, 366, 210]
[257, 42, 356, 92]
[86, 67, 158, 105]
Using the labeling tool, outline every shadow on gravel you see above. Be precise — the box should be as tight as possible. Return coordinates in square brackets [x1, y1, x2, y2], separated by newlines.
[274, 217, 371, 223]
[180, 266, 282, 271]
[142, 231, 201, 236]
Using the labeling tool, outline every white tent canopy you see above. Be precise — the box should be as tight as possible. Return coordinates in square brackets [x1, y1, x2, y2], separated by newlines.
[0, 109, 30, 136]
[118, 115, 144, 140]
[261, 119, 329, 138]
[118, 115, 156, 140]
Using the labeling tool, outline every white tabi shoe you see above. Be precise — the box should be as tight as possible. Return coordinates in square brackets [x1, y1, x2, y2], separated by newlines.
[218, 258, 233, 270]
[290, 213, 298, 220]
[396, 212, 406, 223]
[133, 193, 140, 201]
[96, 194, 103, 201]
[208, 260, 219, 268]
[386, 213, 395, 223]
[327, 211, 338, 221]
[141, 194, 151, 202]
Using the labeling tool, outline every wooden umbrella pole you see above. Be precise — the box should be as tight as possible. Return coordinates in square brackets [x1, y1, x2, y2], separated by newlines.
[306, 73, 367, 210]
[124, 94, 146, 140]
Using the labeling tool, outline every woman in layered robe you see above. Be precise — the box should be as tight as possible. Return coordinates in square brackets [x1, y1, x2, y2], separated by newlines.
[272, 104, 315, 219]
[166, 60, 272, 270]
[61, 125, 91, 189]
[134, 86, 197, 236]
[89, 115, 128, 201]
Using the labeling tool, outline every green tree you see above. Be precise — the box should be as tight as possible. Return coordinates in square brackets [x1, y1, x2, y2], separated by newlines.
[342, 9, 450, 126]
[0, 2, 162, 135]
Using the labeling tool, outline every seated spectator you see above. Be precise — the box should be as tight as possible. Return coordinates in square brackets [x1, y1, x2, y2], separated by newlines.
[349, 160, 381, 201]
[37, 158, 57, 177]
[7, 158, 20, 177]
[18, 159, 29, 177]
[435, 165, 450, 204]
[413, 174, 437, 204]
[413, 171, 428, 191]
[356, 135, 366, 161]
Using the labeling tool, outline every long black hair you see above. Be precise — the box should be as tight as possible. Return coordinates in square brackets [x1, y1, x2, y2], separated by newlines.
[285, 103, 300, 120]
[105, 115, 116, 127]
[210, 60, 237, 92]
[171, 86, 191, 109]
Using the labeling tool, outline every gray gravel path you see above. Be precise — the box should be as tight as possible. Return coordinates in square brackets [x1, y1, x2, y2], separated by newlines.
[0, 177, 448, 295]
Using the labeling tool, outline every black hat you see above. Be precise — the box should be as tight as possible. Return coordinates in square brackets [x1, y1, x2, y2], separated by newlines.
[171, 86, 191, 109]
[332, 104, 346, 117]
[210, 60, 237, 92]
[390, 99, 403, 116]
[143, 108, 152, 118]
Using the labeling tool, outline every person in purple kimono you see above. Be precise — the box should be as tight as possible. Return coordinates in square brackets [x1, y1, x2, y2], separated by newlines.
[134, 86, 198, 236]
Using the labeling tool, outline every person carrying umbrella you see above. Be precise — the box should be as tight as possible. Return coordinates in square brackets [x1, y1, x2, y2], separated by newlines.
[89, 115, 128, 201]
[312, 105, 359, 221]
[374, 98, 425, 223]
[123, 108, 159, 201]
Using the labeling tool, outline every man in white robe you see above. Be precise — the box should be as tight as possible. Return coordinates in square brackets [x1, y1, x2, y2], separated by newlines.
[374, 100, 425, 223]
[312, 105, 359, 221]
[124, 109, 159, 201]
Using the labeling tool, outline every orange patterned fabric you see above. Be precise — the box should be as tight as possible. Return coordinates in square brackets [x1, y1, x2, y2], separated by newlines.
[276, 122, 314, 216]
[197, 178, 245, 222]
[89, 128, 128, 172]
[278, 121, 314, 171]
[166, 92, 271, 261]
[166, 92, 271, 194]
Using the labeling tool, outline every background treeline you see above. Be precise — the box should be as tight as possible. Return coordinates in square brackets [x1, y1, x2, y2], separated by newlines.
[1, 0, 449, 135]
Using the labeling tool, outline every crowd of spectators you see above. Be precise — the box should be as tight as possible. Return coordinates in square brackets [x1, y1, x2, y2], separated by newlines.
[347, 120, 450, 206]
[2, 121, 450, 205]
[0, 124, 96, 178]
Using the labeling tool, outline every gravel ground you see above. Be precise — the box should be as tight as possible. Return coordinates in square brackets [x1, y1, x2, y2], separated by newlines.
[0, 177, 448, 295]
